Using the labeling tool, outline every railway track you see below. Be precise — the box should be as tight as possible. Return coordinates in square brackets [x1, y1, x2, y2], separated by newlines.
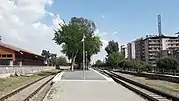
[0, 71, 60, 101]
[103, 70, 179, 101]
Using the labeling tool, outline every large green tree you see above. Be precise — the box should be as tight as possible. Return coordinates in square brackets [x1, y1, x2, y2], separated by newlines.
[53, 17, 102, 70]
[107, 52, 124, 68]
[105, 40, 119, 56]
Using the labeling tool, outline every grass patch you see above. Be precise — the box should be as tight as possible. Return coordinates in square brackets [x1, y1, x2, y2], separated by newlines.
[34, 69, 61, 76]
[120, 73, 179, 96]
[0, 69, 61, 97]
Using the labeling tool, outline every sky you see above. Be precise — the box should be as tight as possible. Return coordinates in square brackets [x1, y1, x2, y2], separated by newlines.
[1, 0, 179, 63]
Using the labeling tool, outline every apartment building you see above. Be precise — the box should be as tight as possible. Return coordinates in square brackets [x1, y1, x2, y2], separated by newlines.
[127, 42, 136, 60]
[127, 35, 179, 66]
[127, 43, 132, 60]
[144, 35, 179, 66]
[120, 45, 128, 59]
[135, 38, 145, 61]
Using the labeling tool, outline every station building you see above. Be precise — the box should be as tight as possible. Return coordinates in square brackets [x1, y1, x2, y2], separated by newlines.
[0, 42, 45, 66]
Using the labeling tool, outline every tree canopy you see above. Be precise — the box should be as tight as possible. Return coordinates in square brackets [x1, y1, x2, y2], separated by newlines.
[53, 17, 102, 70]
[107, 52, 124, 67]
[56, 56, 67, 66]
[157, 57, 178, 70]
[95, 59, 103, 66]
[105, 40, 119, 56]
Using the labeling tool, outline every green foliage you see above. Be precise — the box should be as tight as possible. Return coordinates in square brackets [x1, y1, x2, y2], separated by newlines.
[105, 40, 119, 56]
[157, 57, 178, 70]
[95, 59, 103, 66]
[107, 52, 124, 67]
[53, 17, 102, 68]
[119, 59, 151, 72]
[41, 50, 50, 59]
[53, 24, 84, 60]
[70, 17, 96, 35]
[56, 56, 67, 66]
[49, 54, 57, 66]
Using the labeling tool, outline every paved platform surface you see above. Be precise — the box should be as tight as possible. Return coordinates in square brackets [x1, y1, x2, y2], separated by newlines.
[61, 70, 106, 80]
[43, 68, 146, 101]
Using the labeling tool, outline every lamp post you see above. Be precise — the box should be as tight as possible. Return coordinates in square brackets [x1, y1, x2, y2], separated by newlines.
[82, 34, 86, 80]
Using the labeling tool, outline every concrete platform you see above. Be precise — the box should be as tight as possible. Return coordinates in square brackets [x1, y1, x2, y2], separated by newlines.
[43, 68, 146, 101]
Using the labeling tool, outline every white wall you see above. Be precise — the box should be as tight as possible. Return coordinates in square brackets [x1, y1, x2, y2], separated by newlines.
[131, 42, 136, 59]
[162, 38, 168, 50]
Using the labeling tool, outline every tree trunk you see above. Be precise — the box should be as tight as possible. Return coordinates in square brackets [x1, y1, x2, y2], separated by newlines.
[173, 69, 176, 76]
[71, 50, 78, 71]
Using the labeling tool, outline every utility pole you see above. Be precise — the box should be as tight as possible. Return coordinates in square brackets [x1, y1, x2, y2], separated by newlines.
[82, 34, 85, 80]
[86, 51, 88, 70]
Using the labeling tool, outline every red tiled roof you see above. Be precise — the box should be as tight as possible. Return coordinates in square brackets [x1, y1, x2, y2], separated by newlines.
[0, 42, 43, 57]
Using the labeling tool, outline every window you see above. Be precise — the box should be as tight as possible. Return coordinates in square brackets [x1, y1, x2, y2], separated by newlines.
[2, 54, 6, 57]
[7, 54, 12, 57]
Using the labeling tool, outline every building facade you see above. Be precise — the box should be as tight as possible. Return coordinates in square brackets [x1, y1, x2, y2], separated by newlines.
[120, 45, 128, 59]
[127, 43, 132, 60]
[144, 36, 179, 66]
[127, 35, 179, 66]
[135, 38, 145, 61]
[0, 42, 45, 66]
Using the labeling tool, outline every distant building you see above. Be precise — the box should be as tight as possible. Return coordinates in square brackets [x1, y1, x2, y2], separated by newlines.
[127, 43, 132, 60]
[127, 35, 179, 66]
[135, 38, 145, 61]
[144, 35, 179, 66]
[120, 45, 128, 59]
[0, 42, 45, 66]
[131, 42, 136, 59]
[127, 42, 136, 60]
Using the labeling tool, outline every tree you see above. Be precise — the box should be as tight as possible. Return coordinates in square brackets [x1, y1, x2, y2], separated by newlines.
[105, 40, 119, 56]
[95, 60, 103, 66]
[107, 52, 124, 68]
[41, 50, 50, 65]
[119, 59, 151, 72]
[53, 17, 102, 70]
[56, 56, 67, 66]
[157, 57, 178, 75]
[49, 53, 57, 66]
[70, 17, 96, 35]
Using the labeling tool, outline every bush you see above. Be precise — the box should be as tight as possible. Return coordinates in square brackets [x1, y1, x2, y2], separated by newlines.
[157, 57, 178, 75]
[118, 59, 151, 72]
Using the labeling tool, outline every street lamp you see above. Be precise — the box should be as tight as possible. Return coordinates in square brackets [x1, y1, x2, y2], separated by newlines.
[82, 34, 86, 80]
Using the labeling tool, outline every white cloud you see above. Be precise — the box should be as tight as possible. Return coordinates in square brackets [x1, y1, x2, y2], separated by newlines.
[0, 0, 63, 56]
[101, 15, 105, 19]
[91, 29, 108, 63]
[94, 28, 108, 37]
[112, 31, 118, 35]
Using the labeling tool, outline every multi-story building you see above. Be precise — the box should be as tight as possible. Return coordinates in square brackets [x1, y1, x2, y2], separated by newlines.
[144, 35, 179, 66]
[127, 42, 136, 60]
[120, 45, 128, 59]
[131, 42, 136, 59]
[127, 43, 132, 60]
[127, 35, 179, 66]
[135, 38, 145, 61]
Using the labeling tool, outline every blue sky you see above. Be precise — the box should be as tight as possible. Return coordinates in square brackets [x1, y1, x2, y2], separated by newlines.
[47, 0, 179, 45]
[2, 0, 179, 63]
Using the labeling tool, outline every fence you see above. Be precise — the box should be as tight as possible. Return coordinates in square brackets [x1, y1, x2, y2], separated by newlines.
[0, 66, 55, 78]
